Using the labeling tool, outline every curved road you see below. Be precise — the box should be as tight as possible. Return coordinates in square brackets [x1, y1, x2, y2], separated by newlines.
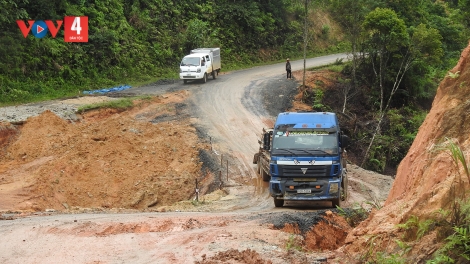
[191, 54, 348, 176]
[132, 53, 349, 210]
[135, 53, 348, 177]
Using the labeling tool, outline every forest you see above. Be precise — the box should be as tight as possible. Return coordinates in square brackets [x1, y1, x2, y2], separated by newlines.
[1, 0, 469, 172]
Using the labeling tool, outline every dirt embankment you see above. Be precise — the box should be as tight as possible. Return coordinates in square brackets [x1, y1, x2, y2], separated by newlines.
[0, 92, 213, 212]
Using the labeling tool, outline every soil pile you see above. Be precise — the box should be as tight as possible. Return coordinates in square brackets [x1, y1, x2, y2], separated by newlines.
[0, 91, 211, 211]
[343, 42, 470, 261]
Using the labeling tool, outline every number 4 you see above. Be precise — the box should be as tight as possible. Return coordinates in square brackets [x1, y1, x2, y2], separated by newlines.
[71, 17, 82, 35]
[64, 16, 88, 42]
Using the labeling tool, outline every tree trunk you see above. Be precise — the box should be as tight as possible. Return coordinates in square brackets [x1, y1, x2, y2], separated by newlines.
[302, 0, 309, 88]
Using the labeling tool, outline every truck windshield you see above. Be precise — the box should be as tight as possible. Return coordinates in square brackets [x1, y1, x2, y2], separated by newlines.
[272, 130, 338, 154]
[181, 57, 200, 66]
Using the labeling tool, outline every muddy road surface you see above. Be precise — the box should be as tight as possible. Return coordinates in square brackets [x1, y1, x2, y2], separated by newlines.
[0, 54, 394, 263]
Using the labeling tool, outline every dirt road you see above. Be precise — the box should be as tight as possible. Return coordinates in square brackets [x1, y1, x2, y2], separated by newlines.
[0, 54, 393, 263]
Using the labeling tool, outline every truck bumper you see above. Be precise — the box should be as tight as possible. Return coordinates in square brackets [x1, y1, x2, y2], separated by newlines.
[269, 179, 341, 201]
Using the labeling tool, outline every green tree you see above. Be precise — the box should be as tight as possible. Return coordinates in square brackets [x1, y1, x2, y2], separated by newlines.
[329, 0, 375, 113]
[362, 8, 409, 113]
[0, 0, 28, 26]
[361, 8, 443, 167]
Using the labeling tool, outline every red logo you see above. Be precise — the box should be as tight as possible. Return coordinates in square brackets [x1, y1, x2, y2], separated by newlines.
[64, 16, 88, 42]
[16, 20, 63, 38]
[16, 16, 88, 42]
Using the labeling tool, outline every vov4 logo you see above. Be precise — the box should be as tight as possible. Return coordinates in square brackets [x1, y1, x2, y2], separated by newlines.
[16, 16, 88, 42]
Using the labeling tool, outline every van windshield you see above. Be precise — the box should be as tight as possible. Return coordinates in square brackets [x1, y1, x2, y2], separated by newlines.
[181, 57, 200, 66]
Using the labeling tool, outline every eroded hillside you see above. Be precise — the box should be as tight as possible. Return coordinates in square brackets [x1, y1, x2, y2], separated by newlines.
[343, 42, 470, 262]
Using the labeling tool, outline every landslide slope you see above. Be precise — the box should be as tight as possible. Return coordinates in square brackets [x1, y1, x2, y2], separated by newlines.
[343, 42, 470, 262]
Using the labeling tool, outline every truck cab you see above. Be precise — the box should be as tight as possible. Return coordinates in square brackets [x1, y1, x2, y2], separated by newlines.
[264, 112, 349, 208]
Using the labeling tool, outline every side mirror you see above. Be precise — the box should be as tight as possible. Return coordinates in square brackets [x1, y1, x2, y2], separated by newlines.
[341, 135, 350, 149]
[263, 132, 271, 150]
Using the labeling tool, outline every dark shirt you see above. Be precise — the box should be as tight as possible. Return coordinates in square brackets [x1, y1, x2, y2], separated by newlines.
[286, 61, 291, 71]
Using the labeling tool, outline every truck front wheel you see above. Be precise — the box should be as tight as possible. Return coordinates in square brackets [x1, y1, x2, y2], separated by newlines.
[332, 189, 341, 208]
[261, 168, 270, 182]
[341, 174, 348, 201]
[274, 198, 284, 207]
[202, 73, 207, 83]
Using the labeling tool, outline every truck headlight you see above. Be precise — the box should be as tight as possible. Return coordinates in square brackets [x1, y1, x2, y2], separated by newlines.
[180, 69, 182, 73]
[329, 183, 339, 194]
[197, 68, 201, 73]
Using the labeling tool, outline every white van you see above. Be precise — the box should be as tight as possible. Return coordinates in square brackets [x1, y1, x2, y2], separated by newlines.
[179, 48, 221, 84]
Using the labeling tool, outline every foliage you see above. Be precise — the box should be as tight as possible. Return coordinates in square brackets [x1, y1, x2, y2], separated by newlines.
[447, 71, 461, 79]
[428, 198, 470, 264]
[311, 88, 325, 111]
[328, 0, 466, 173]
[321, 24, 330, 38]
[360, 0, 464, 104]
[362, 107, 427, 173]
[3, 0, 342, 104]
[1, 0, 467, 111]
[77, 97, 134, 113]
[426, 142, 470, 263]
[363, 8, 409, 53]
[336, 203, 370, 227]
[373, 251, 407, 264]
[285, 234, 303, 251]
[446, 139, 470, 182]
[396, 215, 435, 241]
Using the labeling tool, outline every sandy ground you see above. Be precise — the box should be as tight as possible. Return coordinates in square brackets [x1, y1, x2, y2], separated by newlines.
[0, 54, 394, 263]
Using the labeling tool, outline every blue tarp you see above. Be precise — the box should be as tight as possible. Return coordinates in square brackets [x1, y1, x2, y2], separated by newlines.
[83, 85, 132, 94]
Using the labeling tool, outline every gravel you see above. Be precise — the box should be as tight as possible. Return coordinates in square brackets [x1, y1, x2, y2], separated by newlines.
[0, 101, 80, 124]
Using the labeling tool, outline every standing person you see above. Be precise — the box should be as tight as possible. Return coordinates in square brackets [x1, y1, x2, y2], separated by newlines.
[286, 58, 292, 79]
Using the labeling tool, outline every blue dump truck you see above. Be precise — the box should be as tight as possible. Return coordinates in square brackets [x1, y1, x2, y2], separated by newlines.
[253, 112, 349, 208]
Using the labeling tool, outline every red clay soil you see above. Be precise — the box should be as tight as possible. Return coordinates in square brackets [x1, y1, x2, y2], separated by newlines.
[195, 249, 273, 264]
[304, 211, 352, 251]
[0, 91, 210, 212]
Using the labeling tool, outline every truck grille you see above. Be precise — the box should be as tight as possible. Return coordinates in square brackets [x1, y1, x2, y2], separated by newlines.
[281, 165, 328, 177]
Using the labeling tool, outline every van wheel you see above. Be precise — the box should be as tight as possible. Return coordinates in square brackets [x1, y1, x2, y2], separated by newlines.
[274, 198, 284, 207]
[202, 73, 207, 83]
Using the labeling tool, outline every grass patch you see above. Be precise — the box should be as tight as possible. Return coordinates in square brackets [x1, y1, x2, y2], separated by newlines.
[285, 234, 303, 251]
[77, 98, 135, 113]
[336, 203, 370, 227]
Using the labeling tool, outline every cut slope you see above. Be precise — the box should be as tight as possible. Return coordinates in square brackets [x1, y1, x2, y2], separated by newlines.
[343, 42, 470, 261]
